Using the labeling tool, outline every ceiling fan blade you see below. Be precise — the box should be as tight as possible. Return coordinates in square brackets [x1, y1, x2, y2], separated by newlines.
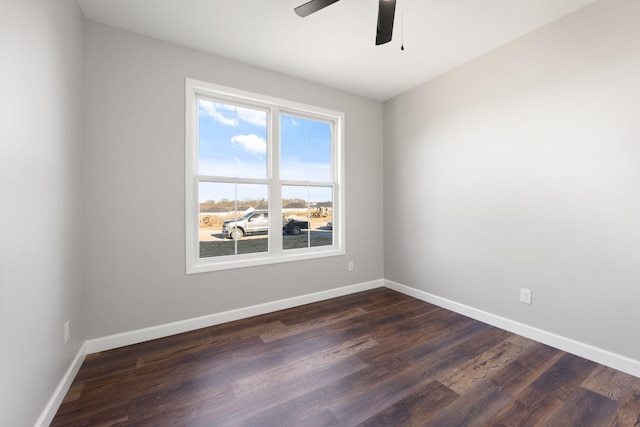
[375, 0, 396, 45]
[294, 0, 341, 17]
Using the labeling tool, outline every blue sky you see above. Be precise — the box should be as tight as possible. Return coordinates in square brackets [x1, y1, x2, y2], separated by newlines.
[197, 98, 332, 204]
[198, 99, 268, 180]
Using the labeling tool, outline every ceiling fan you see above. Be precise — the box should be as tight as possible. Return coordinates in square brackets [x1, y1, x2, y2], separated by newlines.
[294, 0, 397, 46]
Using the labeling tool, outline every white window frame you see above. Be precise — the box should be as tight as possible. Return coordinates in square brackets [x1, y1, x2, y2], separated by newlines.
[185, 78, 345, 273]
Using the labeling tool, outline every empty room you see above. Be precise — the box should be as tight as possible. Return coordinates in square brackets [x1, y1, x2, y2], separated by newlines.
[2, 0, 640, 425]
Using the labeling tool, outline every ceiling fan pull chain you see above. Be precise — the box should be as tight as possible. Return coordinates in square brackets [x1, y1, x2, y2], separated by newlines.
[401, 11, 405, 51]
[400, 0, 405, 51]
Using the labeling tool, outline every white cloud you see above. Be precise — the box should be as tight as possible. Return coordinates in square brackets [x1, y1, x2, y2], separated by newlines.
[282, 116, 302, 127]
[237, 108, 267, 128]
[231, 134, 267, 156]
[198, 100, 266, 128]
[198, 100, 235, 126]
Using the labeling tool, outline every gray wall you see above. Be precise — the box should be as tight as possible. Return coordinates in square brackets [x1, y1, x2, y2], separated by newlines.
[384, 0, 640, 361]
[83, 22, 384, 339]
[0, 0, 85, 425]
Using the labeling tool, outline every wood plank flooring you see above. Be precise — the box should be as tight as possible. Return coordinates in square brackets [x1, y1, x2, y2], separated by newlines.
[51, 288, 640, 426]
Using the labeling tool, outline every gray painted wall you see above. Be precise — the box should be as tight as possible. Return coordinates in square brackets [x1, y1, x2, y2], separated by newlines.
[83, 22, 384, 339]
[0, 0, 85, 425]
[5, 0, 639, 423]
[384, 0, 640, 361]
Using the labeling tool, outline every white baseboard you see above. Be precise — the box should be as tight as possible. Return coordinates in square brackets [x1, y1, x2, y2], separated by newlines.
[385, 279, 640, 378]
[34, 342, 87, 427]
[85, 279, 384, 354]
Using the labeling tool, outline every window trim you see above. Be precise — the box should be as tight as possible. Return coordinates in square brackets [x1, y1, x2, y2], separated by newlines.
[185, 78, 345, 274]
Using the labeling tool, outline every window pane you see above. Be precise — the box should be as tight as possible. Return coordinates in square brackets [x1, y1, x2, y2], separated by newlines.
[281, 115, 331, 182]
[199, 182, 269, 258]
[282, 185, 333, 250]
[198, 98, 267, 179]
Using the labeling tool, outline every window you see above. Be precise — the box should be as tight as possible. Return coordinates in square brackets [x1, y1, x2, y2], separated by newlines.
[186, 79, 344, 273]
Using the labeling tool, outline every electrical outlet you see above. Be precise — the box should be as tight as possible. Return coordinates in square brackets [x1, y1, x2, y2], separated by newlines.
[64, 321, 70, 344]
[520, 288, 532, 305]
[348, 261, 354, 271]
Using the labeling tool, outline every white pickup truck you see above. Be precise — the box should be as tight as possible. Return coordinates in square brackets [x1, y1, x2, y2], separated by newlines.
[222, 208, 310, 240]
[221, 209, 269, 240]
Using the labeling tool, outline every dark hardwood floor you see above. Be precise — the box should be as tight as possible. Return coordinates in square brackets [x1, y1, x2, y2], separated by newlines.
[52, 288, 640, 426]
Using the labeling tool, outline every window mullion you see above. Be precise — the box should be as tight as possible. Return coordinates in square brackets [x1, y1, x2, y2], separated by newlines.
[270, 107, 283, 254]
[279, 180, 332, 188]
[197, 175, 268, 185]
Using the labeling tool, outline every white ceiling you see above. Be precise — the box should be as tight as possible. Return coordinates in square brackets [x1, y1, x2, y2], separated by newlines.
[76, 0, 598, 101]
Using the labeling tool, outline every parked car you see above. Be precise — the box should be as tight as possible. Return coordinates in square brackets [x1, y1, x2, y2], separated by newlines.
[283, 218, 309, 235]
